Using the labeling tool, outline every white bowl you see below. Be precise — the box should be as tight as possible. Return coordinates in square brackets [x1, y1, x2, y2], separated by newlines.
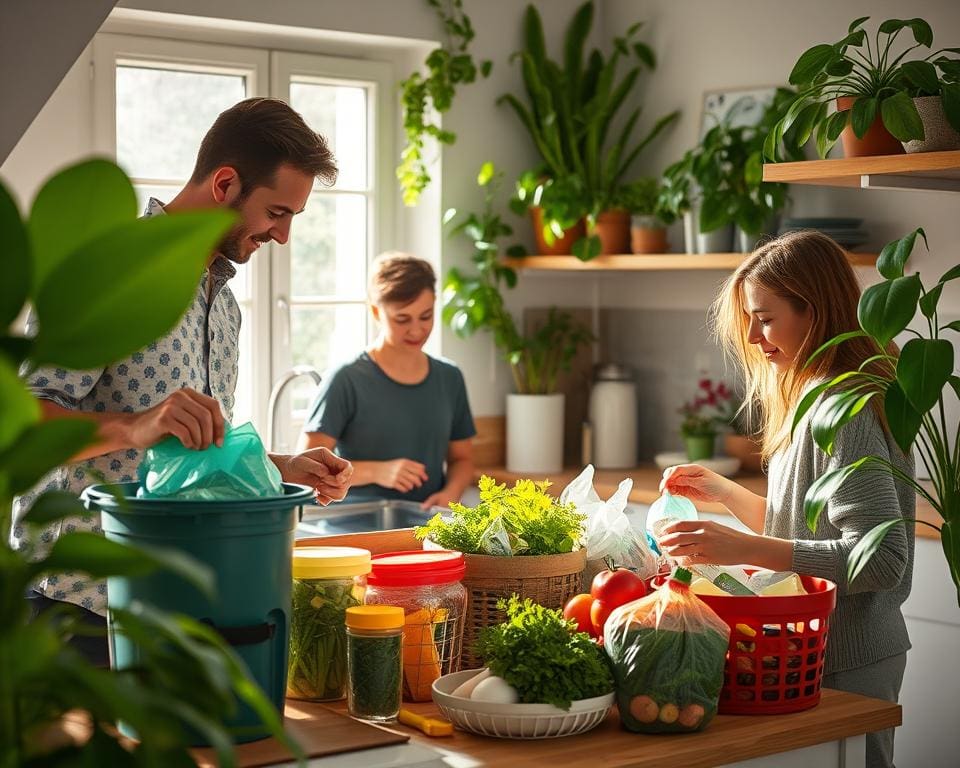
[432, 669, 614, 739]
[654, 451, 741, 477]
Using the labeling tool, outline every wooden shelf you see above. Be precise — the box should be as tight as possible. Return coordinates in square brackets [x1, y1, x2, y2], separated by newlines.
[503, 251, 878, 272]
[762, 149, 960, 192]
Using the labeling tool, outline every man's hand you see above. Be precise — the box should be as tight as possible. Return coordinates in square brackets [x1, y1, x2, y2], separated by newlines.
[377, 459, 428, 493]
[272, 448, 353, 505]
[125, 388, 225, 450]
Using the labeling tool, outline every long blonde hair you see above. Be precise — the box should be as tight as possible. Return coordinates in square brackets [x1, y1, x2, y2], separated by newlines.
[712, 230, 887, 460]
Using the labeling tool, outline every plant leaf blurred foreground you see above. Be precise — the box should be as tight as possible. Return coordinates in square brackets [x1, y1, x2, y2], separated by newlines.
[0, 159, 300, 767]
[797, 229, 960, 606]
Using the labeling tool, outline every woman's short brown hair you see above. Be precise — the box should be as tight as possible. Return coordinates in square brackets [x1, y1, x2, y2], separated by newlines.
[190, 97, 337, 193]
[368, 252, 436, 306]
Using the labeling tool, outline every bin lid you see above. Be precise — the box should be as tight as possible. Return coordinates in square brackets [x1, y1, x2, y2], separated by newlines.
[367, 550, 466, 587]
[293, 546, 372, 579]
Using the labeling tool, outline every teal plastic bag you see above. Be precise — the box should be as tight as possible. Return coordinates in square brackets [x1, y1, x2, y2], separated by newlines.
[645, 491, 698, 555]
[138, 422, 283, 500]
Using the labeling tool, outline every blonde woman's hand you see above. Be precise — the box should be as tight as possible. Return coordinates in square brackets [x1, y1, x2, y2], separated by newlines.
[378, 459, 428, 493]
[659, 463, 732, 505]
[657, 519, 757, 566]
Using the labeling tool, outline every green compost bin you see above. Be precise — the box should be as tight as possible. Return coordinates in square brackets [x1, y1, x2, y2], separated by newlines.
[82, 481, 314, 743]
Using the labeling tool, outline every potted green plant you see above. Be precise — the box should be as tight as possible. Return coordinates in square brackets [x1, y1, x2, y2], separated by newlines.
[764, 17, 959, 160]
[663, 89, 800, 254]
[415, 475, 587, 667]
[500, 1, 677, 261]
[444, 163, 593, 473]
[899, 50, 960, 152]
[678, 377, 735, 461]
[617, 177, 674, 254]
[0, 161, 296, 765]
[796, 228, 960, 606]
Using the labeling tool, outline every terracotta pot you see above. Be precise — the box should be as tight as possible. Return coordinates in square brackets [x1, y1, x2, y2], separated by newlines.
[630, 214, 669, 254]
[530, 206, 586, 255]
[903, 95, 960, 154]
[594, 209, 631, 255]
[836, 96, 904, 157]
[724, 433, 763, 473]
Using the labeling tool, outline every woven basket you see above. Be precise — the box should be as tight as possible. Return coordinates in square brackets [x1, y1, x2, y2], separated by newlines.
[459, 549, 586, 669]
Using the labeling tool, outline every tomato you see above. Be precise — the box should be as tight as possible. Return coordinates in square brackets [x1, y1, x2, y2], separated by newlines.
[590, 598, 615, 637]
[562, 593, 598, 637]
[590, 567, 648, 606]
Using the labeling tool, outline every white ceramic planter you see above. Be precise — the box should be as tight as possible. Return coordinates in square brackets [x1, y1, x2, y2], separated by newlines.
[506, 393, 564, 474]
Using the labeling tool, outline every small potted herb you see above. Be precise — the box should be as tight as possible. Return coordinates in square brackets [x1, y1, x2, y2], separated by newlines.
[617, 178, 675, 254]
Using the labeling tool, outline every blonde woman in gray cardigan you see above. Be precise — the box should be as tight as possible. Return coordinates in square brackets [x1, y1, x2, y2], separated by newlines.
[660, 231, 914, 768]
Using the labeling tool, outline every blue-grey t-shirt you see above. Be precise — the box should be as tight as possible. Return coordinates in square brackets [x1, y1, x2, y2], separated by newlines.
[303, 352, 476, 502]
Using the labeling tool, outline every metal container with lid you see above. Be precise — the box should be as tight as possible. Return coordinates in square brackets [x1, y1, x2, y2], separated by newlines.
[589, 362, 638, 469]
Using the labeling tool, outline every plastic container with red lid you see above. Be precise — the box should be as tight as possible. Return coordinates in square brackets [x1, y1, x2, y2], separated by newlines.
[364, 550, 466, 701]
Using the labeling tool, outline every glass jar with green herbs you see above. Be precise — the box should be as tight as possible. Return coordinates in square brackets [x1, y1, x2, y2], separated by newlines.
[287, 546, 371, 702]
[346, 605, 404, 723]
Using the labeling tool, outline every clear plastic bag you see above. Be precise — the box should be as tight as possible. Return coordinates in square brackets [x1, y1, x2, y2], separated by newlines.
[604, 567, 730, 734]
[137, 421, 283, 500]
[645, 490, 698, 557]
[560, 466, 657, 579]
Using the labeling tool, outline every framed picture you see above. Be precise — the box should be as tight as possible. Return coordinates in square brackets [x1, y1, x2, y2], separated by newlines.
[700, 86, 779, 138]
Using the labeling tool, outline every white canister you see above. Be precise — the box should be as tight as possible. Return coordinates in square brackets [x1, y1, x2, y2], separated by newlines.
[506, 393, 565, 474]
[589, 364, 637, 469]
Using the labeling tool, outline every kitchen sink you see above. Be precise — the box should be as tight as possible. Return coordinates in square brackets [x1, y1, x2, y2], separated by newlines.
[295, 499, 436, 539]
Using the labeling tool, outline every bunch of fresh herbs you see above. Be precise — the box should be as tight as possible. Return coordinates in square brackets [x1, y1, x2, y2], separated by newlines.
[415, 475, 585, 555]
[475, 596, 613, 709]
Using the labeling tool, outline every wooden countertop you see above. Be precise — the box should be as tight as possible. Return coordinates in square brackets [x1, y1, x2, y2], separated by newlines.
[324, 689, 900, 768]
[475, 464, 941, 540]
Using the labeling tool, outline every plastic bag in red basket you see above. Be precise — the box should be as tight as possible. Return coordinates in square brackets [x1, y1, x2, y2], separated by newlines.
[603, 566, 730, 733]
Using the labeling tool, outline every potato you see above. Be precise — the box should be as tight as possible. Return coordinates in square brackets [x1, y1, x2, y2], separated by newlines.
[658, 703, 679, 724]
[629, 695, 659, 724]
[678, 703, 705, 728]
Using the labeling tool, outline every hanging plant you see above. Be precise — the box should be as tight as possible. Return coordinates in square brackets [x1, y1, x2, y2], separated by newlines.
[398, 0, 492, 206]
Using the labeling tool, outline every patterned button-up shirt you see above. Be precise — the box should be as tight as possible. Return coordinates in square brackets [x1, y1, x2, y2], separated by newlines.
[11, 198, 242, 615]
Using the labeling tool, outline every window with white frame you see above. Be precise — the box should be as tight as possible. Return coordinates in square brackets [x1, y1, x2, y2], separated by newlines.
[93, 34, 393, 452]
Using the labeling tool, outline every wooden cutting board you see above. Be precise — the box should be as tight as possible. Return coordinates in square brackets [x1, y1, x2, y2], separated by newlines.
[191, 701, 409, 768]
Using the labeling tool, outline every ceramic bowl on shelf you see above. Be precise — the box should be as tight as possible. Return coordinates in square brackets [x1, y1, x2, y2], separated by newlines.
[654, 451, 741, 477]
[432, 669, 614, 739]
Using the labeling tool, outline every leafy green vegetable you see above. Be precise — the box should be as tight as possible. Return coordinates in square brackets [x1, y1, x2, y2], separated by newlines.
[415, 475, 585, 555]
[475, 596, 613, 709]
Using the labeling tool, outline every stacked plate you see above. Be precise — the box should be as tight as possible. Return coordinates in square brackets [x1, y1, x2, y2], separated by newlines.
[778, 217, 868, 249]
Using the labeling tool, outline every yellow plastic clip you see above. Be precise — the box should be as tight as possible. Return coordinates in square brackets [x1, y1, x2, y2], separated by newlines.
[398, 708, 454, 737]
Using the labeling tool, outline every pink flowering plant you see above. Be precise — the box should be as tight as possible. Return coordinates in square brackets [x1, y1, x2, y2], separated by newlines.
[679, 377, 735, 438]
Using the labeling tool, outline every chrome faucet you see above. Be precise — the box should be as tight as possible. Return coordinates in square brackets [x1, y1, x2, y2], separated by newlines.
[266, 366, 322, 453]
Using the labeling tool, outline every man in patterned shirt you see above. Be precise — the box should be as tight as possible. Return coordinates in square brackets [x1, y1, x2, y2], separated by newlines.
[13, 97, 354, 664]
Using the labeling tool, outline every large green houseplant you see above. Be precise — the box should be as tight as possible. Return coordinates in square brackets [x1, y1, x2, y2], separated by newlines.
[765, 17, 960, 160]
[501, 1, 678, 260]
[0, 160, 296, 766]
[795, 229, 960, 607]
[443, 162, 592, 394]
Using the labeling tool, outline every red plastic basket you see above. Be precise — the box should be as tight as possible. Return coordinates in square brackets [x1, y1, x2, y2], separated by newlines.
[696, 576, 837, 715]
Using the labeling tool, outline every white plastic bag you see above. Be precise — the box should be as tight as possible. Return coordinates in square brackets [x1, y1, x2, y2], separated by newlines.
[560, 466, 658, 579]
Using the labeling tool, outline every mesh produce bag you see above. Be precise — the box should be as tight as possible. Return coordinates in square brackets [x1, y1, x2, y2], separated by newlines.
[603, 567, 730, 733]
[138, 421, 283, 500]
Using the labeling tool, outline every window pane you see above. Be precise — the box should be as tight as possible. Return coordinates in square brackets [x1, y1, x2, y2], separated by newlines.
[232, 301, 254, 426]
[291, 304, 367, 383]
[132, 183, 180, 215]
[290, 81, 367, 190]
[116, 65, 245, 180]
[291, 193, 366, 298]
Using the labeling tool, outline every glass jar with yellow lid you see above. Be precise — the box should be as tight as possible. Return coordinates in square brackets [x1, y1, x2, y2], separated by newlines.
[287, 546, 371, 701]
[346, 605, 404, 722]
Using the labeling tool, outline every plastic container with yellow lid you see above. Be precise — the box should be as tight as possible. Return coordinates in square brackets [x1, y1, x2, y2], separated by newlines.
[287, 546, 371, 702]
[346, 606, 404, 722]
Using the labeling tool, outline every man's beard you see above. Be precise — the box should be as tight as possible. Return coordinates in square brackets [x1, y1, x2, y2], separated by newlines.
[216, 196, 271, 265]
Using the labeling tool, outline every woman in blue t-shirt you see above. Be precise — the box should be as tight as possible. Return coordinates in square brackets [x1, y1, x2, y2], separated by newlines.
[298, 253, 476, 507]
